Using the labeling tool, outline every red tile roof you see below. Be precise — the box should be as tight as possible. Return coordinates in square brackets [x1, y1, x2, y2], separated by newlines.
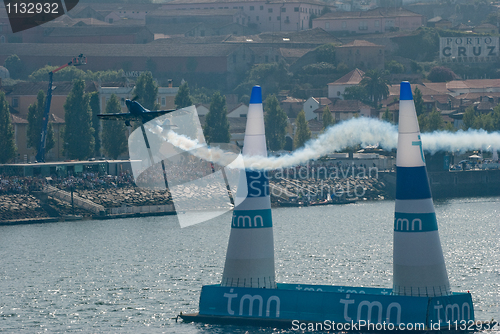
[329, 68, 365, 85]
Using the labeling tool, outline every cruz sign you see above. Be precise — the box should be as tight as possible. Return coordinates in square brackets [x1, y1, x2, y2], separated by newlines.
[440, 37, 499, 61]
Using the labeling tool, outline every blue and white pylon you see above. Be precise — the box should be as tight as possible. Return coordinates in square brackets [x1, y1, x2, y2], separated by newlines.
[393, 82, 451, 297]
[221, 86, 276, 289]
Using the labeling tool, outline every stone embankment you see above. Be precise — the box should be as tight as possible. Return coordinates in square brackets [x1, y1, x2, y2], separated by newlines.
[271, 176, 387, 201]
[0, 178, 388, 223]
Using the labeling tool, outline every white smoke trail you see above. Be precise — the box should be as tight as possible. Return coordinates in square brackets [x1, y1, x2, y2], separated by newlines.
[159, 118, 500, 170]
[421, 129, 500, 154]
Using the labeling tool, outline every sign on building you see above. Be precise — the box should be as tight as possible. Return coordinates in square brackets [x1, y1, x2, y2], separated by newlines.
[440, 37, 499, 62]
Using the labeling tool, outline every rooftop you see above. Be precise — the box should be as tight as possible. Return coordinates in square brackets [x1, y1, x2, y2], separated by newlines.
[316, 7, 422, 20]
[329, 68, 365, 85]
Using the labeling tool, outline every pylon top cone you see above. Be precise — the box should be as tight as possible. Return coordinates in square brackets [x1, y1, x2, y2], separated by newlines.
[221, 85, 276, 289]
[393, 81, 451, 297]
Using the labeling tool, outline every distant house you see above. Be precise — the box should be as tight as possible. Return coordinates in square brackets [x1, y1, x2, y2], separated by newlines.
[328, 68, 365, 99]
[336, 40, 384, 70]
[473, 23, 498, 34]
[68, 6, 107, 21]
[312, 7, 424, 34]
[280, 96, 305, 118]
[427, 16, 452, 29]
[41, 26, 155, 44]
[227, 103, 249, 118]
[0, 9, 14, 43]
[315, 99, 375, 121]
[160, 0, 334, 32]
[303, 97, 333, 121]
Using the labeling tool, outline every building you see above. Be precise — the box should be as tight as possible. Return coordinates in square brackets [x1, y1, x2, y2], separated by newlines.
[328, 68, 365, 99]
[160, 0, 333, 32]
[0, 42, 254, 89]
[315, 99, 375, 121]
[303, 97, 332, 121]
[280, 96, 305, 118]
[426, 16, 452, 29]
[312, 7, 424, 34]
[0, 8, 14, 44]
[336, 40, 385, 70]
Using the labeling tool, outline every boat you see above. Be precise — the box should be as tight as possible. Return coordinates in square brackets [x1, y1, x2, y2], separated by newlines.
[179, 83, 495, 331]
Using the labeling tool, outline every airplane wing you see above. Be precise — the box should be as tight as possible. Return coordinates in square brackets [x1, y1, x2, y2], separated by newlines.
[97, 113, 139, 121]
[142, 109, 176, 122]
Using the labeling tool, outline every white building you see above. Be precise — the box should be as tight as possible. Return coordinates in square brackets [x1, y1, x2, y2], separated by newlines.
[328, 68, 364, 99]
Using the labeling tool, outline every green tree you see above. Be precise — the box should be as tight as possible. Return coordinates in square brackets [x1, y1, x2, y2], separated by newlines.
[343, 85, 369, 103]
[264, 95, 288, 151]
[4, 54, 23, 79]
[428, 66, 457, 82]
[301, 62, 336, 75]
[414, 87, 424, 116]
[322, 106, 335, 130]
[386, 60, 405, 74]
[462, 106, 476, 130]
[88, 91, 101, 156]
[102, 94, 128, 159]
[63, 79, 94, 160]
[27, 90, 55, 154]
[0, 92, 16, 163]
[360, 70, 389, 107]
[315, 43, 337, 64]
[425, 109, 443, 132]
[294, 110, 311, 149]
[235, 60, 291, 97]
[175, 82, 193, 109]
[29, 65, 86, 82]
[133, 72, 159, 110]
[203, 92, 230, 144]
[382, 108, 392, 123]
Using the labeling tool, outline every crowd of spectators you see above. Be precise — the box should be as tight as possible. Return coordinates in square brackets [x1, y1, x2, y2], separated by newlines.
[0, 171, 136, 195]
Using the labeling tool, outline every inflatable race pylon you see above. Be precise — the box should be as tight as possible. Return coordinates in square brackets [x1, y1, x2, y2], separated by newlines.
[221, 86, 276, 288]
[393, 82, 451, 297]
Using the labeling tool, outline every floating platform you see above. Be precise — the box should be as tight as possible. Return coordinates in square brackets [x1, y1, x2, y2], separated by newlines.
[179, 283, 483, 331]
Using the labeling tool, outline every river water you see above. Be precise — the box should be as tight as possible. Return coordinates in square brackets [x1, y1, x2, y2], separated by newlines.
[0, 197, 498, 333]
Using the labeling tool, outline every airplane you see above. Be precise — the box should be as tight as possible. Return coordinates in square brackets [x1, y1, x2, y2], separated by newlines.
[97, 98, 175, 127]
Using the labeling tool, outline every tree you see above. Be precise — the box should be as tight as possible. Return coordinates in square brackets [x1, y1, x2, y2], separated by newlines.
[425, 109, 443, 132]
[29, 65, 86, 82]
[343, 85, 369, 103]
[294, 110, 311, 149]
[27, 90, 55, 155]
[264, 95, 288, 151]
[4, 55, 23, 79]
[427, 66, 457, 82]
[175, 82, 193, 109]
[88, 91, 101, 156]
[315, 43, 336, 64]
[360, 70, 389, 107]
[386, 60, 405, 74]
[322, 106, 334, 130]
[235, 60, 291, 97]
[0, 92, 16, 163]
[133, 71, 159, 110]
[382, 108, 392, 123]
[203, 92, 230, 144]
[301, 62, 336, 75]
[462, 106, 476, 130]
[414, 87, 424, 116]
[63, 79, 94, 160]
[102, 94, 128, 160]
